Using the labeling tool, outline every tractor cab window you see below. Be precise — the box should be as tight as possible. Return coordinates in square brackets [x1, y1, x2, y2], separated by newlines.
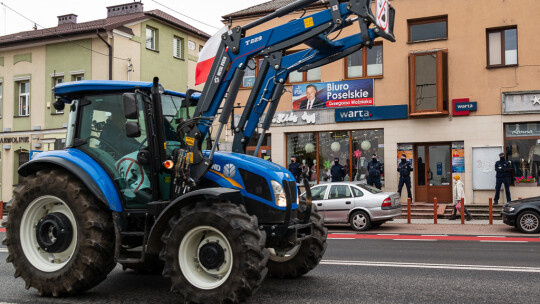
[77, 93, 152, 208]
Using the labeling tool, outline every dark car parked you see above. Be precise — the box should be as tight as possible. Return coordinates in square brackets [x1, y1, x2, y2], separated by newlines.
[501, 196, 540, 233]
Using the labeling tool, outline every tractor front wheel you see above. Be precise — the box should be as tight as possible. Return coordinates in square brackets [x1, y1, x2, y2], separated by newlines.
[160, 201, 268, 303]
[267, 210, 328, 278]
[2, 168, 115, 296]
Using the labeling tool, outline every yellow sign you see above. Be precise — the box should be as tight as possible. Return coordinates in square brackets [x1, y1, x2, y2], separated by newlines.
[185, 137, 195, 146]
[304, 17, 314, 28]
[187, 152, 193, 164]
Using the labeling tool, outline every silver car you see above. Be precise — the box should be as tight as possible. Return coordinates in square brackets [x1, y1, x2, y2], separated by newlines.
[302, 182, 402, 231]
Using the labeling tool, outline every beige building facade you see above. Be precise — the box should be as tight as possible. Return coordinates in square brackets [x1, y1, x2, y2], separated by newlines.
[223, 0, 540, 204]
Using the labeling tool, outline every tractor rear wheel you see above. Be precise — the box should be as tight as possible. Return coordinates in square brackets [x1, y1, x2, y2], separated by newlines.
[160, 201, 268, 303]
[2, 168, 116, 296]
[267, 210, 327, 278]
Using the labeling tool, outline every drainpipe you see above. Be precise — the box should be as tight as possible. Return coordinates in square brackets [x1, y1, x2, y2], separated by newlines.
[96, 30, 112, 80]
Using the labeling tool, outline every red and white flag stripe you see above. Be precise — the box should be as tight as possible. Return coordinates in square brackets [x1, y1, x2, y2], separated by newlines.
[195, 26, 228, 86]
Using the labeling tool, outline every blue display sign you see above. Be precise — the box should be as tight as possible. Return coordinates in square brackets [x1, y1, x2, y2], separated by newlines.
[454, 101, 477, 112]
[292, 79, 374, 110]
[335, 105, 408, 122]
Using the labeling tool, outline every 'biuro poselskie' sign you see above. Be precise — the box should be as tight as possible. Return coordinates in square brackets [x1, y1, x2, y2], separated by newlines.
[292, 79, 374, 110]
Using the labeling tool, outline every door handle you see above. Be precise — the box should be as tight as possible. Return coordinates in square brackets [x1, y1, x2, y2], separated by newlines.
[317, 203, 322, 206]
[346, 201, 352, 204]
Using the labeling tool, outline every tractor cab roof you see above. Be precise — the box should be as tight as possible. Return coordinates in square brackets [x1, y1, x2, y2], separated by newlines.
[53, 80, 199, 100]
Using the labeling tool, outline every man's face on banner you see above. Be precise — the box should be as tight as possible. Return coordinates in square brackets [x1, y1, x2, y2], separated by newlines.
[306, 86, 317, 101]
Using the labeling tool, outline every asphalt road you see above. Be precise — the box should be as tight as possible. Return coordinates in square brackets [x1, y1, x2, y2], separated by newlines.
[1, 230, 540, 304]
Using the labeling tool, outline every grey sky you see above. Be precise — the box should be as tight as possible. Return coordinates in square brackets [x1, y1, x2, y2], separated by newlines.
[0, 0, 269, 37]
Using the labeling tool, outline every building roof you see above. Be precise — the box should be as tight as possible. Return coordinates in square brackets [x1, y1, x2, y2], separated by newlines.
[222, 0, 338, 19]
[0, 9, 209, 48]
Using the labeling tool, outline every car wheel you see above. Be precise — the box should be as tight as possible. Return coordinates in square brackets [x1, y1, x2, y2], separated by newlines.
[349, 211, 371, 231]
[516, 210, 540, 234]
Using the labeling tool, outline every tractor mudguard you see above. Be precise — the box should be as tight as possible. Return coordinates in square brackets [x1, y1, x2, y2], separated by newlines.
[146, 187, 244, 254]
[18, 149, 123, 212]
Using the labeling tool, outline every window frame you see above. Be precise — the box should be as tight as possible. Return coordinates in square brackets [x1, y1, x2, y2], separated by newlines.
[486, 26, 518, 68]
[408, 50, 449, 116]
[53, 77, 65, 114]
[173, 36, 183, 59]
[407, 15, 448, 43]
[285, 50, 321, 85]
[18, 81, 30, 117]
[241, 57, 264, 89]
[0, 81, 3, 118]
[146, 26, 158, 51]
[344, 41, 384, 79]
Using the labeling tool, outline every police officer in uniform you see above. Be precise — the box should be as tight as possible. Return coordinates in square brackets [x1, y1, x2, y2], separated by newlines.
[331, 157, 346, 182]
[288, 155, 302, 183]
[494, 152, 511, 205]
[367, 154, 383, 189]
[397, 153, 413, 202]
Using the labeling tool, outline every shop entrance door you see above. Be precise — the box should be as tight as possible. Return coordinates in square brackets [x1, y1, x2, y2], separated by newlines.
[246, 146, 271, 160]
[414, 143, 452, 203]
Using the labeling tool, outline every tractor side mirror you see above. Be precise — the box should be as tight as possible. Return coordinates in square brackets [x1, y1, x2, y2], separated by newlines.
[122, 93, 139, 119]
[125, 121, 141, 138]
[53, 99, 65, 111]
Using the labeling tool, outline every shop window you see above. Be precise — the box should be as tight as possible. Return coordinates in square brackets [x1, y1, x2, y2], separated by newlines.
[17, 81, 30, 117]
[318, 131, 350, 183]
[351, 129, 384, 184]
[345, 43, 383, 78]
[286, 132, 317, 184]
[504, 123, 540, 186]
[487, 27, 517, 67]
[146, 26, 157, 50]
[408, 16, 447, 43]
[173, 36, 183, 59]
[408, 50, 448, 115]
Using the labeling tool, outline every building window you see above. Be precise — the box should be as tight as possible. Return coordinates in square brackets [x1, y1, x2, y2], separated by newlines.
[53, 77, 64, 113]
[408, 50, 448, 115]
[72, 74, 84, 81]
[146, 26, 157, 50]
[242, 58, 263, 88]
[18, 81, 30, 116]
[286, 129, 384, 184]
[487, 27, 518, 67]
[345, 43, 383, 78]
[408, 16, 448, 43]
[16, 150, 30, 185]
[504, 122, 540, 186]
[288, 66, 321, 84]
[173, 36, 183, 59]
[199, 45, 204, 56]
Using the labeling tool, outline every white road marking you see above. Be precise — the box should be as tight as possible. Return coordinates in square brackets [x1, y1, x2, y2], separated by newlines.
[394, 239, 437, 241]
[377, 234, 400, 235]
[321, 260, 540, 273]
[478, 235, 505, 238]
[0, 248, 8, 253]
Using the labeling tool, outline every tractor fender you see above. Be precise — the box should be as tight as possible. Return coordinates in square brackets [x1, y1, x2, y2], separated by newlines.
[18, 150, 123, 212]
[146, 187, 244, 254]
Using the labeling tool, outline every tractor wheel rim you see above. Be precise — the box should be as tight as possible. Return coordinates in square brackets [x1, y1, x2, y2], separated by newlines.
[268, 244, 301, 262]
[179, 226, 233, 290]
[20, 195, 77, 272]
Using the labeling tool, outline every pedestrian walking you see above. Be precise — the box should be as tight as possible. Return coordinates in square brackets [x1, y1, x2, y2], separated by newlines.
[397, 153, 413, 202]
[330, 157, 346, 182]
[494, 152, 511, 205]
[449, 175, 472, 220]
[367, 154, 382, 189]
[288, 155, 302, 183]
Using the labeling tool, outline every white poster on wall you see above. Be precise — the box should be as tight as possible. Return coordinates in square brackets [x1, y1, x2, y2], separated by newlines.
[472, 146, 503, 190]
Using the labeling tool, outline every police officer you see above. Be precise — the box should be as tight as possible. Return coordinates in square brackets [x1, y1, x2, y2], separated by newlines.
[494, 152, 511, 205]
[367, 154, 383, 189]
[331, 157, 346, 182]
[397, 153, 413, 202]
[288, 155, 302, 183]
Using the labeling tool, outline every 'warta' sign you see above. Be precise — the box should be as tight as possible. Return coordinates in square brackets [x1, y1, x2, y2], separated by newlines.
[453, 98, 478, 116]
[335, 105, 408, 122]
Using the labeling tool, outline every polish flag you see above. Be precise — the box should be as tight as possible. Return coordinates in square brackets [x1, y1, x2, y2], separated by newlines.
[195, 26, 228, 85]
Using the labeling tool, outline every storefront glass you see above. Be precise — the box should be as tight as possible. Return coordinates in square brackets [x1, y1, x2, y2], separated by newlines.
[286, 133, 317, 182]
[351, 130, 384, 184]
[504, 122, 540, 185]
[319, 131, 350, 182]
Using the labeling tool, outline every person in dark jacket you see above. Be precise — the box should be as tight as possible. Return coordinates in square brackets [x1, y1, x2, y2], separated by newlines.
[494, 152, 511, 205]
[397, 153, 413, 202]
[367, 154, 383, 189]
[331, 157, 346, 182]
[288, 155, 302, 183]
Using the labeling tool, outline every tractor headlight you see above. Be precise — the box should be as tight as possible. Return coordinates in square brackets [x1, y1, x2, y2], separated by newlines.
[271, 180, 287, 207]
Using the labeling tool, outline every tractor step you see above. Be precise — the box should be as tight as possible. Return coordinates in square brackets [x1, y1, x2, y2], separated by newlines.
[117, 257, 144, 264]
[120, 231, 145, 237]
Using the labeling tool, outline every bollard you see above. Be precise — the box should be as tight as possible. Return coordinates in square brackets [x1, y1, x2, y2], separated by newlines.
[518, 197, 522, 200]
[489, 197, 493, 225]
[0, 200, 3, 220]
[460, 197, 465, 224]
[407, 198, 411, 224]
[433, 197, 438, 224]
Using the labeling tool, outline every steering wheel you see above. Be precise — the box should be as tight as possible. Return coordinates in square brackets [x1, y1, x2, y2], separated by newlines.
[85, 136, 123, 157]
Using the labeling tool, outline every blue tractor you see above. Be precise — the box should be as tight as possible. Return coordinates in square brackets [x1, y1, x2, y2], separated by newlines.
[3, 1, 395, 302]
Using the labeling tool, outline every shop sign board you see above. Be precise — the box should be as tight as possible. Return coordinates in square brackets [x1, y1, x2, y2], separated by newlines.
[452, 98, 477, 116]
[502, 91, 540, 114]
[335, 105, 408, 122]
[505, 123, 540, 137]
[0, 136, 30, 143]
[292, 79, 374, 110]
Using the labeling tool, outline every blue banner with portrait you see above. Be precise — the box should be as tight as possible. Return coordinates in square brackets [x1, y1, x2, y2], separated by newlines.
[292, 79, 374, 110]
